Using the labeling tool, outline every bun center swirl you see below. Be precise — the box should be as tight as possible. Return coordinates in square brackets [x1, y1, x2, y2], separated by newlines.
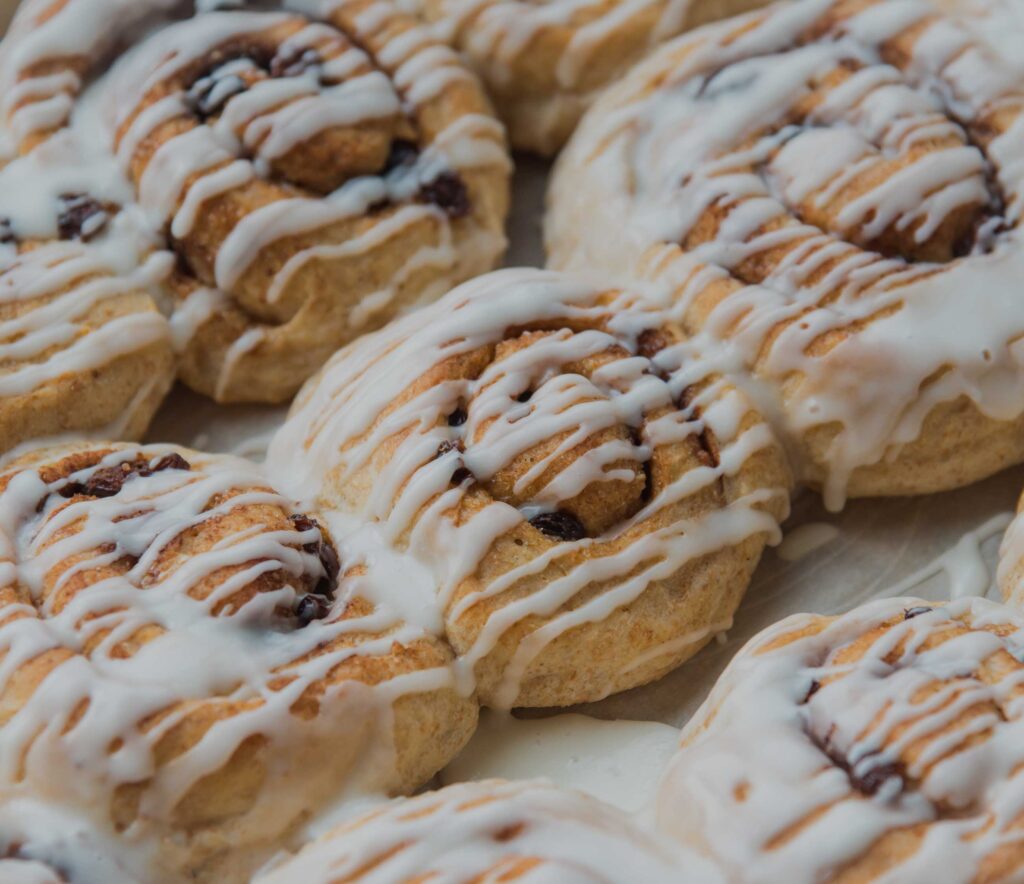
[271, 268, 790, 708]
[109, 10, 471, 323]
[453, 328, 668, 538]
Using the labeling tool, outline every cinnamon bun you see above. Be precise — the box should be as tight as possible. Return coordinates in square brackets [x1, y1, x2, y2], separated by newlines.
[269, 268, 791, 708]
[547, 0, 1024, 509]
[408, 0, 768, 155]
[0, 442, 477, 880]
[0, 0, 510, 406]
[658, 596, 1024, 883]
[255, 779, 722, 883]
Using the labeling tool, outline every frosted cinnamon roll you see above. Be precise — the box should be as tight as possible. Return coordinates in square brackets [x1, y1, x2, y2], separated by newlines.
[0, 443, 477, 880]
[255, 779, 722, 883]
[0, 0, 509, 406]
[408, 0, 768, 155]
[658, 596, 1024, 883]
[0, 236, 175, 458]
[548, 0, 1024, 509]
[269, 268, 790, 708]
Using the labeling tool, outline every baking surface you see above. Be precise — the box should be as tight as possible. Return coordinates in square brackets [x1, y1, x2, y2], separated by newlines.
[148, 154, 1024, 732]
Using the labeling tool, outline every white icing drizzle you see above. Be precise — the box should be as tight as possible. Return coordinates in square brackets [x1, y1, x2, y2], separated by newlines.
[659, 594, 1024, 883]
[0, 442, 460, 879]
[269, 267, 789, 708]
[885, 510, 1012, 601]
[254, 778, 722, 883]
[408, 0, 714, 152]
[0, 61, 173, 437]
[547, 0, 1024, 509]
[0, 245, 171, 399]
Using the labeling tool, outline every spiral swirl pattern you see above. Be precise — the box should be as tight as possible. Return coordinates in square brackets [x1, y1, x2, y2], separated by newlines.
[548, 0, 1024, 508]
[270, 268, 790, 708]
[659, 596, 1024, 883]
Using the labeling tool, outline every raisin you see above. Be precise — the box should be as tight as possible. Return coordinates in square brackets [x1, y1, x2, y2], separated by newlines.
[57, 194, 111, 241]
[417, 172, 470, 218]
[318, 541, 340, 588]
[451, 467, 472, 485]
[516, 390, 533, 403]
[289, 513, 319, 551]
[295, 593, 330, 627]
[637, 328, 668, 359]
[270, 46, 322, 78]
[384, 139, 419, 173]
[529, 511, 586, 541]
[153, 453, 191, 473]
[811, 729, 905, 799]
[0, 217, 15, 245]
[850, 760, 905, 797]
[288, 513, 340, 596]
[903, 606, 933, 620]
[447, 408, 467, 427]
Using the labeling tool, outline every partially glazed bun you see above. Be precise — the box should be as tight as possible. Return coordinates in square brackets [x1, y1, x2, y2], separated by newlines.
[0, 238, 174, 457]
[0, 443, 476, 881]
[409, 0, 769, 155]
[547, 0, 1024, 509]
[0, 0, 510, 406]
[659, 596, 1024, 883]
[270, 268, 790, 708]
[255, 779, 723, 883]
[996, 489, 1024, 604]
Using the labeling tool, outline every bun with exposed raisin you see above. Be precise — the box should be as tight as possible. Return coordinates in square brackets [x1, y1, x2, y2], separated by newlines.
[0, 442, 476, 881]
[270, 268, 791, 708]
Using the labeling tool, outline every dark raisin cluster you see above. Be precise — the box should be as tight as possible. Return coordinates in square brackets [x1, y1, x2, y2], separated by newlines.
[288, 513, 342, 627]
[807, 700, 906, 798]
[417, 172, 471, 219]
[529, 511, 587, 542]
[58, 453, 191, 500]
[57, 194, 112, 242]
[270, 45, 322, 79]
